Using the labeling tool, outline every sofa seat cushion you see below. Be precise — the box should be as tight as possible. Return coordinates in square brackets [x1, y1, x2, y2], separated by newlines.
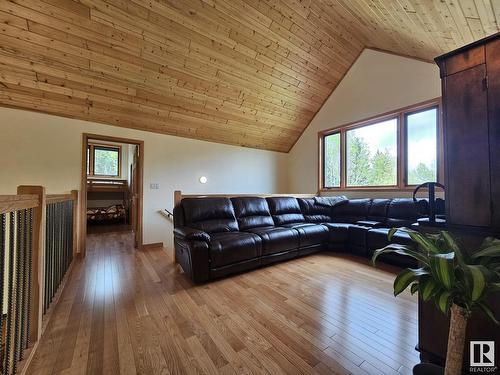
[367, 228, 417, 268]
[323, 223, 352, 244]
[245, 226, 299, 255]
[348, 225, 369, 247]
[367, 228, 415, 249]
[209, 232, 262, 268]
[281, 223, 329, 247]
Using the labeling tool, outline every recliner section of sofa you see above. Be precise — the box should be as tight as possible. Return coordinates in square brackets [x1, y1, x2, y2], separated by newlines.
[231, 197, 299, 265]
[174, 196, 428, 282]
[267, 197, 329, 256]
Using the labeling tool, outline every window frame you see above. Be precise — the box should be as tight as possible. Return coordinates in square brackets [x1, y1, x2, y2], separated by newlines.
[318, 98, 442, 192]
[87, 142, 122, 178]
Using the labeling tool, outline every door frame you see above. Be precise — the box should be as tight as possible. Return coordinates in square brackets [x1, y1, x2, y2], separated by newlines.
[80, 133, 144, 257]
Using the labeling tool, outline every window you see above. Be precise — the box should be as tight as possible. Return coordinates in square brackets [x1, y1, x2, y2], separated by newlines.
[323, 133, 341, 187]
[346, 118, 397, 187]
[319, 100, 441, 190]
[405, 107, 438, 185]
[87, 143, 121, 177]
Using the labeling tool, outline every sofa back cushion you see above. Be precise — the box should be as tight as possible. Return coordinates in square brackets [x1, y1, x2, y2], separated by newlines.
[386, 198, 426, 227]
[231, 197, 274, 230]
[367, 199, 391, 224]
[181, 198, 239, 233]
[266, 197, 305, 225]
[297, 198, 332, 223]
[331, 199, 371, 223]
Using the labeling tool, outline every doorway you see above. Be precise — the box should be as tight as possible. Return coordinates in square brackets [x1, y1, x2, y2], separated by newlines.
[80, 134, 144, 257]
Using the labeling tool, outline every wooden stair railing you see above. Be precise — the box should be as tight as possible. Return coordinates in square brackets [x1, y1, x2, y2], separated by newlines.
[0, 187, 78, 375]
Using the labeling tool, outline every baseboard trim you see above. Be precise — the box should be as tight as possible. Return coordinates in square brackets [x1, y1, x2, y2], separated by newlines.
[141, 242, 163, 250]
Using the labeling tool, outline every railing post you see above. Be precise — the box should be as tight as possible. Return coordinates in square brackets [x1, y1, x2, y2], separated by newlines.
[71, 190, 78, 257]
[16, 186, 45, 343]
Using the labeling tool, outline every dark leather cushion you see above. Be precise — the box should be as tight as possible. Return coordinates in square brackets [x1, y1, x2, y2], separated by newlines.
[367, 228, 415, 249]
[356, 220, 383, 228]
[367, 228, 418, 267]
[182, 198, 239, 233]
[266, 197, 305, 225]
[209, 232, 262, 268]
[231, 197, 274, 230]
[349, 225, 369, 247]
[245, 226, 299, 255]
[297, 198, 332, 223]
[281, 223, 329, 247]
[386, 199, 421, 227]
[173, 226, 210, 242]
[323, 223, 351, 244]
[331, 199, 371, 223]
[367, 199, 391, 223]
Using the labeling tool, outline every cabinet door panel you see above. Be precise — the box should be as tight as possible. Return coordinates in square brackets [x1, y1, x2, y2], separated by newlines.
[444, 64, 490, 227]
[487, 39, 500, 230]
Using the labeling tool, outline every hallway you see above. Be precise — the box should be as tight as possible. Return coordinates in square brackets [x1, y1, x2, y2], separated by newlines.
[26, 232, 419, 375]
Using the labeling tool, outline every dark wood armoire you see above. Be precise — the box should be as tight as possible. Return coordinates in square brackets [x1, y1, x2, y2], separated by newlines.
[416, 32, 500, 371]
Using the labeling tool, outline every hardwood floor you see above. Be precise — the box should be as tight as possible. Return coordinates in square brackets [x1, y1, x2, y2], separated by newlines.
[26, 232, 419, 375]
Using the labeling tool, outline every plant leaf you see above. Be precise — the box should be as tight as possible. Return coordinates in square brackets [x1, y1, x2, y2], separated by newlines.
[478, 302, 499, 325]
[419, 277, 440, 301]
[407, 231, 442, 254]
[387, 227, 399, 241]
[371, 244, 429, 266]
[410, 283, 419, 295]
[441, 231, 467, 265]
[463, 265, 488, 301]
[471, 244, 500, 259]
[393, 268, 429, 297]
[385, 227, 441, 254]
[430, 252, 455, 289]
[436, 290, 451, 314]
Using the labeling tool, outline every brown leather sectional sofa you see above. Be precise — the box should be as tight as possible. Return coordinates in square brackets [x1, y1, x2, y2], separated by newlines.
[173, 196, 429, 283]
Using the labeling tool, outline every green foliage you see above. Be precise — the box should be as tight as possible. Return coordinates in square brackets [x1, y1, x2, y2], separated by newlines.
[370, 150, 396, 185]
[347, 134, 372, 186]
[408, 162, 436, 185]
[372, 229, 500, 323]
[324, 134, 340, 187]
[346, 134, 396, 186]
[326, 132, 435, 187]
[94, 148, 119, 176]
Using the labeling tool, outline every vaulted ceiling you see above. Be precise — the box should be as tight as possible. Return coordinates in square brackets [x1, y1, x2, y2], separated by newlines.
[0, 0, 498, 152]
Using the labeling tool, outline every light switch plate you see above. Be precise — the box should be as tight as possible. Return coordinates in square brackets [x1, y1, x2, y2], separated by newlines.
[150, 183, 160, 190]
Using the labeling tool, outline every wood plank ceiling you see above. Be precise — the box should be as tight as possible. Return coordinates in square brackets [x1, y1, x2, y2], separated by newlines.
[0, 0, 498, 152]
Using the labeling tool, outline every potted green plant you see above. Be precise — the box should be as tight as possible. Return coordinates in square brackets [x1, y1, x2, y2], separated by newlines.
[372, 228, 500, 375]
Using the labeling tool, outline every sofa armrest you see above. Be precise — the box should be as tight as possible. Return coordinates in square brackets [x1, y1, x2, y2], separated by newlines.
[356, 220, 383, 228]
[174, 226, 211, 243]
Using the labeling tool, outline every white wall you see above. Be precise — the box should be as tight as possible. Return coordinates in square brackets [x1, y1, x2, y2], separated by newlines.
[287, 49, 442, 197]
[0, 106, 288, 250]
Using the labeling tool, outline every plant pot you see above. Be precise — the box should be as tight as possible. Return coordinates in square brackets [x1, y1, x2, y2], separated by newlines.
[413, 363, 444, 375]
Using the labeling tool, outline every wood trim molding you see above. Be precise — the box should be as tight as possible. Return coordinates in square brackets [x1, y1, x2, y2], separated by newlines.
[0, 195, 39, 214]
[87, 142, 123, 178]
[318, 98, 443, 192]
[80, 133, 145, 256]
[46, 194, 73, 204]
[140, 242, 163, 250]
